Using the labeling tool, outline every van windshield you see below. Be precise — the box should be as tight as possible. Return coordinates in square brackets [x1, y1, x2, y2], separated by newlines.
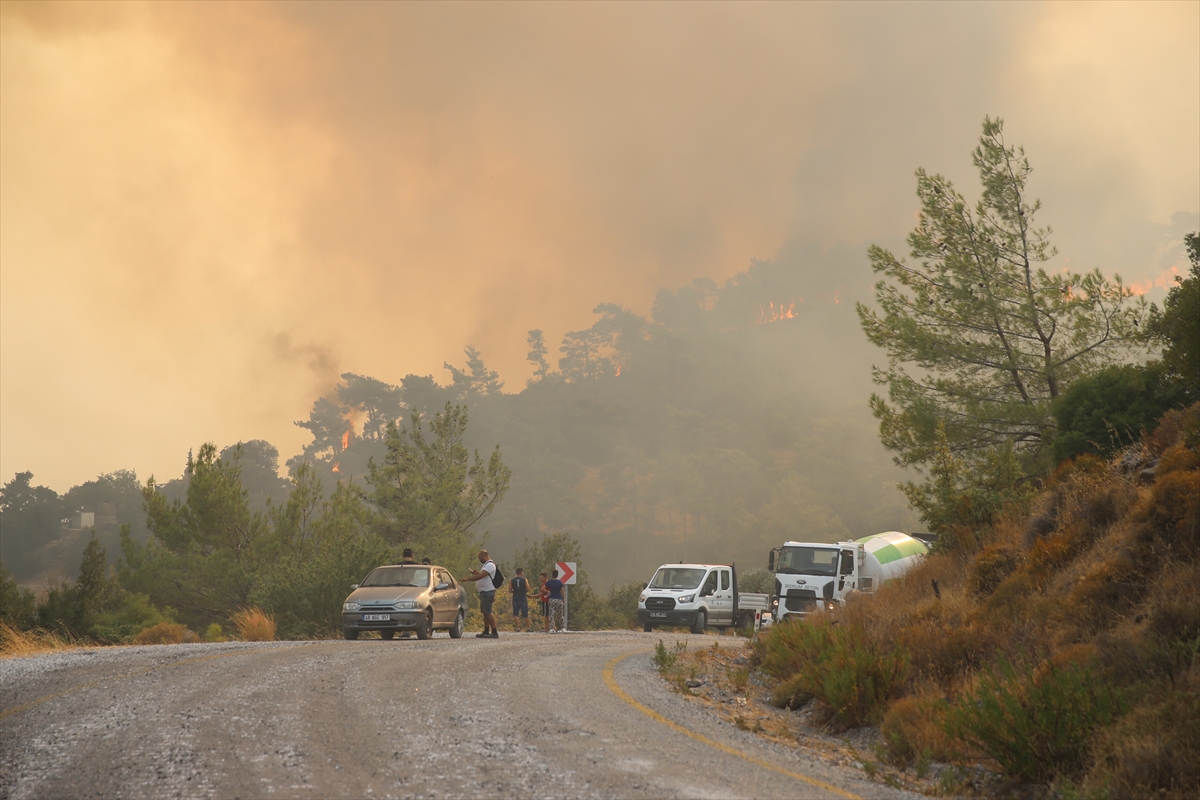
[776, 547, 838, 577]
[361, 566, 431, 588]
[648, 568, 707, 590]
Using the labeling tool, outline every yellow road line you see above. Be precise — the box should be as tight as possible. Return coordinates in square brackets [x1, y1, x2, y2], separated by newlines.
[602, 649, 862, 800]
[0, 643, 323, 723]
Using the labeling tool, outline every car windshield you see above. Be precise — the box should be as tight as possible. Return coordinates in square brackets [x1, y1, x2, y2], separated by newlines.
[648, 568, 707, 590]
[777, 547, 838, 577]
[361, 567, 431, 588]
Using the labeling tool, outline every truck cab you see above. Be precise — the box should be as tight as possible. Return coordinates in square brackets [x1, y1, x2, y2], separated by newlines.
[770, 542, 858, 622]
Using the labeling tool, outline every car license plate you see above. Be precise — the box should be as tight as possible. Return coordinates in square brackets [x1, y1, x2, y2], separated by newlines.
[362, 613, 391, 621]
[650, 612, 668, 618]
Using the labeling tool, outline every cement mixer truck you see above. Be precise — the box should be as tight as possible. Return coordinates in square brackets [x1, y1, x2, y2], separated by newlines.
[767, 532, 928, 623]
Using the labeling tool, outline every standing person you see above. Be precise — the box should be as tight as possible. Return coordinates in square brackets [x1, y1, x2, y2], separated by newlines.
[398, 548, 417, 637]
[545, 569, 565, 633]
[461, 549, 499, 639]
[536, 572, 550, 633]
[509, 568, 531, 632]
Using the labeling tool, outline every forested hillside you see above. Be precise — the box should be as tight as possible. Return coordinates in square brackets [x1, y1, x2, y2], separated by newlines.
[286, 246, 915, 587]
[1, 242, 912, 593]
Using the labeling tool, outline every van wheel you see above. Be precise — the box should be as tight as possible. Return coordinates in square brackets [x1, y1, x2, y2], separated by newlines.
[643, 623, 653, 632]
[691, 610, 707, 634]
[449, 611, 464, 639]
[415, 610, 432, 640]
[343, 628, 359, 640]
[380, 630, 395, 640]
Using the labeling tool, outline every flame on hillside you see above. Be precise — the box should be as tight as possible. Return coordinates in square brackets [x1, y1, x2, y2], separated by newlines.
[341, 429, 351, 451]
[758, 301, 799, 323]
[1129, 265, 1182, 296]
[332, 462, 340, 473]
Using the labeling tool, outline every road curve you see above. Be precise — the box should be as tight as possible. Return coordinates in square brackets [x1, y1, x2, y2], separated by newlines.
[1, 631, 918, 799]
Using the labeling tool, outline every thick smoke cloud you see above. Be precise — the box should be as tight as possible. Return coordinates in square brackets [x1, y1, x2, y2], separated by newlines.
[1, 1, 1196, 488]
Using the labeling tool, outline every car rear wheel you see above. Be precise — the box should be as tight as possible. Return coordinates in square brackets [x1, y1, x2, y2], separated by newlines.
[380, 630, 395, 640]
[343, 627, 359, 640]
[691, 610, 707, 634]
[415, 610, 432, 640]
[449, 611, 464, 639]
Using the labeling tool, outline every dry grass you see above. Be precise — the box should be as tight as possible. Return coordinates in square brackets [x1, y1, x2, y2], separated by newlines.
[0, 621, 76, 658]
[232, 606, 276, 641]
[132, 622, 192, 645]
[740, 404, 1200, 795]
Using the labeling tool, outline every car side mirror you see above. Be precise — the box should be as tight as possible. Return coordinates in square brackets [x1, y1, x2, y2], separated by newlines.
[350, 584, 359, 590]
[768, 552, 775, 571]
[701, 587, 713, 597]
[435, 582, 449, 591]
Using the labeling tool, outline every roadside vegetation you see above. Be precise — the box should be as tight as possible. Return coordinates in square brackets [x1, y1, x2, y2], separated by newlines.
[736, 123, 1200, 798]
[748, 405, 1198, 797]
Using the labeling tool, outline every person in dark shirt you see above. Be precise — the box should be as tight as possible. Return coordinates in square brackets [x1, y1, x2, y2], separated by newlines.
[510, 567, 531, 632]
[545, 569, 565, 633]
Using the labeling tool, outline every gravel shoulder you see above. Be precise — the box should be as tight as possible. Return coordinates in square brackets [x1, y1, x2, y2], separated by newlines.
[1, 631, 921, 799]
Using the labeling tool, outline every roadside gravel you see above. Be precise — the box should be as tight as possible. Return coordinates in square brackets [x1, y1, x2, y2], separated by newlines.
[1, 632, 921, 799]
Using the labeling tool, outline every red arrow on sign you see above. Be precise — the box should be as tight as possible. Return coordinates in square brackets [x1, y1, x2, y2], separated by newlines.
[555, 561, 576, 584]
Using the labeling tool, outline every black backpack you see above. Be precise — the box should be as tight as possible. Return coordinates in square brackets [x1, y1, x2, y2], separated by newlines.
[489, 561, 504, 591]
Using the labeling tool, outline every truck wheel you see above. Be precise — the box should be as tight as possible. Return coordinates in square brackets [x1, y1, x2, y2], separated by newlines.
[343, 627, 359, 641]
[449, 611, 464, 639]
[380, 630, 395, 640]
[643, 623, 653, 632]
[691, 610, 707, 634]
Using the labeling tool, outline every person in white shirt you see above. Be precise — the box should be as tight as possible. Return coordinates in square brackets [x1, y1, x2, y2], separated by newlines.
[461, 549, 499, 639]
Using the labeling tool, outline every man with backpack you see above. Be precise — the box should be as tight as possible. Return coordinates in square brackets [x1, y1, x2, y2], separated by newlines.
[461, 549, 501, 639]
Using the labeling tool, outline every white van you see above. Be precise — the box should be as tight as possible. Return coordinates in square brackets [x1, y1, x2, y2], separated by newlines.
[637, 563, 769, 633]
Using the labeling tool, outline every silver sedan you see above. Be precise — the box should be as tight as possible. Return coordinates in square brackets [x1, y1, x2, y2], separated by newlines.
[342, 564, 469, 640]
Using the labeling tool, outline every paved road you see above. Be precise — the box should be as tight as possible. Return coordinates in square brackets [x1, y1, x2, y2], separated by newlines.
[1, 631, 918, 799]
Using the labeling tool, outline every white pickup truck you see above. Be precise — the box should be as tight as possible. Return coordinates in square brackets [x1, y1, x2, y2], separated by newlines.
[637, 563, 770, 633]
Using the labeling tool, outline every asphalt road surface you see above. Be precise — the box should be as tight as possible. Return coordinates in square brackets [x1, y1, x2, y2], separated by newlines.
[1, 631, 920, 799]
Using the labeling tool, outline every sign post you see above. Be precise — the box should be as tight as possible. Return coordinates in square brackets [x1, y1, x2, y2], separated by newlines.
[556, 561, 577, 631]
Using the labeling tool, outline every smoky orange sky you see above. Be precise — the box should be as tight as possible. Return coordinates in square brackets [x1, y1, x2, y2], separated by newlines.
[2, 1, 1197, 490]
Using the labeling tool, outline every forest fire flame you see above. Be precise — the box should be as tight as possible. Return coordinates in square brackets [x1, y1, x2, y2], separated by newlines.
[1129, 265, 1182, 296]
[758, 301, 799, 323]
[332, 462, 340, 473]
[341, 429, 351, 451]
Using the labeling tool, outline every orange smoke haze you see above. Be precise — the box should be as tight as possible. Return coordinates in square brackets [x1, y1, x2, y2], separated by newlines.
[1, 1, 1196, 489]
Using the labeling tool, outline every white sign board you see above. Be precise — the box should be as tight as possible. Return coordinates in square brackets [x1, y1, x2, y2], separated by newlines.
[556, 561, 578, 585]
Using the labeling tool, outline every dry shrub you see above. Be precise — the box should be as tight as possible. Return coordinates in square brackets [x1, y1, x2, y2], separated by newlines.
[969, 544, 1020, 597]
[232, 606, 276, 641]
[133, 622, 188, 645]
[0, 622, 75, 658]
[881, 693, 963, 766]
[944, 654, 1124, 783]
[1084, 675, 1200, 800]
[1070, 554, 1145, 631]
[978, 571, 1034, 621]
[1131, 457, 1200, 561]
[1144, 403, 1200, 457]
[770, 672, 813, 710]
